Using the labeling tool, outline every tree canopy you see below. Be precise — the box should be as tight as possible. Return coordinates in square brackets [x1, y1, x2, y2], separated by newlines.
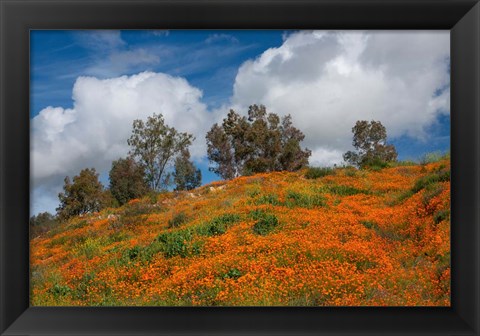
[173, 149, 202, 191]
[127, 113, 194, 191]
[206, 104, 311, 179]
[109, 157, 150, 205]
[56, 168, 105, 221]
[343, 120, 397, 168]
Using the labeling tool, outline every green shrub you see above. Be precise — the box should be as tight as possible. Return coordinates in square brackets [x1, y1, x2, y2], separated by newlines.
[362, 158, 390, 170]
[168, 212, 188, 228]
[125, 246, 142, 261]
[305, 167, 335, 179]
[253, 213, 279, 236]
[394, 168, 450, 204]
[222, 268, 242, 280]
[327, 185, 364, 196]
[68, 219, 88, 230]
[344, 167, 358, 177]
[411, 170, 450, 194]
[77, 237, 103, 260]
[359, 220, 407, 241]
[197, 214, 241, 236]
[72, 272, 95, 300]
[49, 283, 71, 299]
[254, 194, 281, 206]
[420, 151, 445, 164]
[359, 220, 377, 230]
[434, 209, 450, 225]
[285, 190, 326, 208]
[422, 184, 444, 207]
[249, 209, 269, 220]
[156, 230, 193, 258]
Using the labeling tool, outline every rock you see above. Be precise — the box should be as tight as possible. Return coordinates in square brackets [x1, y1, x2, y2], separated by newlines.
[209, 185, 226, 192]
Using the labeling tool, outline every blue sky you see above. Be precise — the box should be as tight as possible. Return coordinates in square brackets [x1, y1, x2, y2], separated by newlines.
[30, 30, 450, 215]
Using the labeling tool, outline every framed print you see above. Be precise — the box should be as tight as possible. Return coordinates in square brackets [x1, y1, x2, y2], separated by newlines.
[1, 0, 479, 335]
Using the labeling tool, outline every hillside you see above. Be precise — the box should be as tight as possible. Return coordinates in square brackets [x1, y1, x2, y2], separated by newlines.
[30, 159, 451, 306]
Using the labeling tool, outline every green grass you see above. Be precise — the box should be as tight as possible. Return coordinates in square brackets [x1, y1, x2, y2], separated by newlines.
[305, 167, 335, 179]
[156, 230, 194, 258]
[394, 167, 450, 204]
[433, 209, 450, 225]
[254, 194, 281, 206]
[412, 170, 450, 194]
[168, 212, 188, 228]
[327, 185, 366, 196]
[252, 213, 279, 236]
[196, 213, 241, 237]
[285, 190, 326, 208]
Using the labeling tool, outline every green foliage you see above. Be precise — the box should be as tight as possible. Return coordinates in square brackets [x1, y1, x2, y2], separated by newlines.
[359, 220, 408, 242]
[222, 268, 242, 280]
[420, 151, 448, 165]
[422, 184, 445, 207]
[359, 220, 376, 229]
[29, 212, 58, 239]
[206, 104, 311, 179]
[249, 208, 269, 221]
[362, 157, 391, 170]
[305, 167, 335, 179]
[77, 237, 103, 260]
[48, 283, 71, 299]
[128, 113, 194, 191]
[411, 169, 450, 194]
[343, 120, 397, 168]
[173, 149, 202, 191]
[68, 219, 88, 230]
[168, 212, 188, 228]
[100, 189, 120, 208]
[327, 185, 365, 196]
[72, 272, 96, 300]
[57, 168, 105, 221]
[253, 213, 279, 236]
[434, 209, 450, 225]
[254, 194, 281, 206]
[109, 157, 149, 205]
[197, 214, 241, 236]
[154, 230, 201, 258]
[285, 190, 326, 208]
[124, 246, 143, 261]
[342, 167, 359, 177]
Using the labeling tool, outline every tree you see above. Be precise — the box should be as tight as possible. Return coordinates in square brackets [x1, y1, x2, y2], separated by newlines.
[29, 212, 57, 238]
[57, 168, 105, 221]
[109, 157, 149, 205]
[173, 149, 202, 191]
[127, 113, 194, 191]
[206, 104, 311, 179]
[343, 120, 398, 168]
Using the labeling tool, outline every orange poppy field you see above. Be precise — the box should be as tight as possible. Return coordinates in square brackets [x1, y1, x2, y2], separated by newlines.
[30, 158, 450, 306]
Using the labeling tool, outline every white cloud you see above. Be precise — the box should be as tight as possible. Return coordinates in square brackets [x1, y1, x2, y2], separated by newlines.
[31, 72, 211, 214]
[232, 30, 450, 165]
[75, 30, 126, 52]
[205, 33, 239, 44]
[75, 31, 161, 78]
[86, 49, 160, 77]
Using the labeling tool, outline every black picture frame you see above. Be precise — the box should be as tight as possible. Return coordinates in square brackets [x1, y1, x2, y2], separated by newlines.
[1, 0, 479, 335]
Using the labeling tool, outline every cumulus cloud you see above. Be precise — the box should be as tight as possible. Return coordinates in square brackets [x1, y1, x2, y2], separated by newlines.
[232, 30, 450, 165]
[31, 72, 211, 214]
